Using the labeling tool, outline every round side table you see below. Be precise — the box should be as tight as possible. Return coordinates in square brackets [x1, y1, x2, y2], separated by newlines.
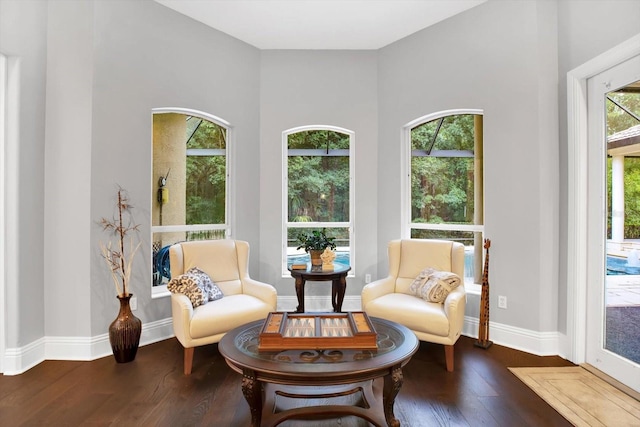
[288, 262, 351, 312]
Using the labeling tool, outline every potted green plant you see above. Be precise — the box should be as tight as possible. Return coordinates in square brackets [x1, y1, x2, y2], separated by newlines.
[295, 229, 337, 266]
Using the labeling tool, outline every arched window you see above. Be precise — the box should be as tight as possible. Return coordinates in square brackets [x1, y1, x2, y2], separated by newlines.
[403, 110, 484, 286]
[283, 126, 355, 274]
[151, 108, 231, 292]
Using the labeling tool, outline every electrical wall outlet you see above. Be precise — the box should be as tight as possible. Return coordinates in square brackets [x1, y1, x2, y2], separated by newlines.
[130, 297, 137, 311]
[365, 274, 371, 283]
[498, 295, 507, 309]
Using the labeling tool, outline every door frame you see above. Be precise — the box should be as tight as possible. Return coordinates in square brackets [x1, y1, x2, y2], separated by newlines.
[0, 53, 6, 374]
[585, 56, 640, 389]
[566, 33, 640, 365]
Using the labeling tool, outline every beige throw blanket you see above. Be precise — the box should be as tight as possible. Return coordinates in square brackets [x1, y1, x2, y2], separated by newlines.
[409, 267, 461, 303]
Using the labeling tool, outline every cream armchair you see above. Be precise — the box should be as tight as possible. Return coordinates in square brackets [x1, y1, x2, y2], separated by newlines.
[169, 239, 277, 374]
[362, 239, 466, 372]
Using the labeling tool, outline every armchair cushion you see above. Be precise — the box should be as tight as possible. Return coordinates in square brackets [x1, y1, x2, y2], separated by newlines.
[189, 294, 270, 339]
[365, 293, 450, 337]
[167, 267, 224, 308]
[409, 267, 461, 303]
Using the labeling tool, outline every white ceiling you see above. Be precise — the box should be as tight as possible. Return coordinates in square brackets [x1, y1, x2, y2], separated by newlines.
[154, 0, 487, 50]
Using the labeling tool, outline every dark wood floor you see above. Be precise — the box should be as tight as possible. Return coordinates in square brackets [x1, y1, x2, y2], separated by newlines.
[0, 335, 575, 426]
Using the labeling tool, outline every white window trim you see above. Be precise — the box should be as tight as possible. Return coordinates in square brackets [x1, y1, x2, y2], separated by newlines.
[0, 53, 7, 373]
[282, 125, 355, 277]
[1, 54, 19, 373]
[401, 109, 484, 292]
[151, 108, 234, 298]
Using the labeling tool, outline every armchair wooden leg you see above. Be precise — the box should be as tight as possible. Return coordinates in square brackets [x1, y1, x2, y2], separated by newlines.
[184, 347, 194, 375]
[444, 345, 454, 372]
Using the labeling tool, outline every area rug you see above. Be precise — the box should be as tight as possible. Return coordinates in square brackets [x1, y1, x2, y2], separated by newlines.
[509, 366, 640, 426]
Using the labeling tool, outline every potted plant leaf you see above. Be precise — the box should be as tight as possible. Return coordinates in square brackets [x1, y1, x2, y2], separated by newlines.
[295, 229, 337, 266]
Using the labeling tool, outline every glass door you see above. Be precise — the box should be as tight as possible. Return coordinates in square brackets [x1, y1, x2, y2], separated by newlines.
[586, 54, 640, 392]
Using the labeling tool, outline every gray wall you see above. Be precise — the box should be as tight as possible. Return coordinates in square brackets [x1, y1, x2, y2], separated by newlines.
[556, 0, 640, 334]
[378, 0, 560, 332]
[89, 0, 261, 335]
[44, 0, 94, 340]
[40, 0, 262, 338]
[2, 0, 640, 365]
[259, 50, 379, 299]
[0, 0, 47, 348]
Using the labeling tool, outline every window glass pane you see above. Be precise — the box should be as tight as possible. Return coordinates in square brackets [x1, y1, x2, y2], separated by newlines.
[408, 113, 483, 285]
[152, 114, 226, 227]
[286, 227, 350, 266]
[287, 130, 350, 222]
[152, 111, 229, 289]
[412, 115, 474, 151]
[289, 129, 349, 150]
[411, 114, 476, 225]
[186, 155, 226, 224]
[187, 117, 226, 149]
[285, 128, 353, 274]
[410, 229, 482, 284]
[411, 156, 474, 224]
[152, 230, 225, 286]
[288, 156, 349, 222]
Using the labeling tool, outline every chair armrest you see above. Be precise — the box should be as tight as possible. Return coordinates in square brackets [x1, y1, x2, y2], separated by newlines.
[443, 287, 466, 338]
[242, 278, 278, 310]
[361, 277, 396, 309]
[171, 293, 194, 347]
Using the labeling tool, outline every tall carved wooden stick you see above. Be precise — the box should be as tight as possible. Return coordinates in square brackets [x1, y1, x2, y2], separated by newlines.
[475, 238, 493, 349]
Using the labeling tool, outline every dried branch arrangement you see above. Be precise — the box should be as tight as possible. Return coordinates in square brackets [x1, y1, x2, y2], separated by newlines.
[100, 187, 141, 297]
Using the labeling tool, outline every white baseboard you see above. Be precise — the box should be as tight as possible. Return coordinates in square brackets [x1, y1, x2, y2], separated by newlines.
[278, 297, 561, 356]
[2, 318, 175, 376]
[463, 316, 560, 356]
[3, 337, 46, 375]
[276, 295, 362, 312]
[1, 301, 561, 375]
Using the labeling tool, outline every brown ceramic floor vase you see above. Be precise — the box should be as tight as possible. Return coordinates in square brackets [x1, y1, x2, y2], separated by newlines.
[109, 293, 142, 363]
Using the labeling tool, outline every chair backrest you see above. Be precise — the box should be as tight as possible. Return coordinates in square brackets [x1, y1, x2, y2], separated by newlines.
[169, 239, 249, 295]
[388, 239, 465, 294]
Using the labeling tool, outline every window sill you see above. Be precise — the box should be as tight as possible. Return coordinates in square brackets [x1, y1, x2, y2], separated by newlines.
[465, 282, 482, 296]
[152, 284, 170, 299]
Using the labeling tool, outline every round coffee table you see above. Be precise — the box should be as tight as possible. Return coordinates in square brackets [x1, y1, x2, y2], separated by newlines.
[218, 317, 418, 427]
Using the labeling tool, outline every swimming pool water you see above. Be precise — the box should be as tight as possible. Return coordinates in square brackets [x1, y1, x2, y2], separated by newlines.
[288, 251, 476, 280]
[289, 253, 639, 276]
[607, 256, 640, 275]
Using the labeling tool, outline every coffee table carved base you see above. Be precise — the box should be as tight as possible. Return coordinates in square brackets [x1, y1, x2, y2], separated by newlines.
[219, 318, 417, 427]
[241, 368, 405, 427]
[242, 369, 263, 427]
[383, 364, 403, 427]
[259, 374, 404, 427]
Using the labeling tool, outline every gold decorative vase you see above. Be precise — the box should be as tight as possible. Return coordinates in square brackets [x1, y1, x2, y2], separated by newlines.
[109, 294, 142, 363]
[309, 250, 323, 266]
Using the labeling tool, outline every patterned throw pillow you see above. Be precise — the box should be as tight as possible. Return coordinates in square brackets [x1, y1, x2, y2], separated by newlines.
[167, 267, 224, 307]
[409, 267, 461, 303]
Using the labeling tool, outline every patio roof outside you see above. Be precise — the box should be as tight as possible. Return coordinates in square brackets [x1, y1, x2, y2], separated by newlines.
[608, 124, 640, 156]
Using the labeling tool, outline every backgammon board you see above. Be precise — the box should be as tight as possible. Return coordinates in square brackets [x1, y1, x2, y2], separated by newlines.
[258, 312, 377, 351]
